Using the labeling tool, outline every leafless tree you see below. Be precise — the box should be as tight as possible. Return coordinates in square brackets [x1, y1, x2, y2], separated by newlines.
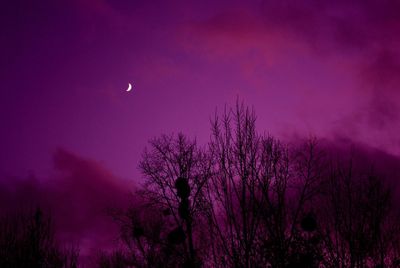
[203, 103, 327, 267]
[318, 158, 395, 268]
[137, 133, 211, 267]
[122, 102, 400, 268]
[0, 208, 79, 268]
[97, 250, 129, 268]
[204, 103, 269, 267]
[109, 201, 189, 267]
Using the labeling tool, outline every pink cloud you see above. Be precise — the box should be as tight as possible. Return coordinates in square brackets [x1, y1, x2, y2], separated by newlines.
[175, 2, 400, 155]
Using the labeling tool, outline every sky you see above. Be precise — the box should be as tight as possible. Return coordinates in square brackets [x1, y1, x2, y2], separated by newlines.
[1, 0, 400, 263]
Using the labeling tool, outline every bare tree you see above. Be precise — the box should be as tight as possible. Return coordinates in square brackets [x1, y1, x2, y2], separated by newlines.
[203, 103, 328, 267]
[110, 200, 188, 268]
[318, 158, 395, 268]
[122, 102, 400, 268]
[204, 103, 288, 267]
[137, 133, 211, 267]
[97, 250, 130, 268]
[0, 208, 79, 268]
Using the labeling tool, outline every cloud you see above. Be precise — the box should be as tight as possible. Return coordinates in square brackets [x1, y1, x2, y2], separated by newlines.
[179, 1, 400, 151]
[258, 0, 400, 51]
[293, 136, 400, 202]
[261, 0, 400, 128]
[320, 137, 400, 177]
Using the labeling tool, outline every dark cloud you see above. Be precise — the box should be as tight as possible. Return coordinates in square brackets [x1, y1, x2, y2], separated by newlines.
[320, 137, 400, 177]
[259, 0, 400, 127]
[260, 0, 400, 50]
[191, 0, 400, 133]
[365, 50, 400, 89]
[307, 137, 400, 200]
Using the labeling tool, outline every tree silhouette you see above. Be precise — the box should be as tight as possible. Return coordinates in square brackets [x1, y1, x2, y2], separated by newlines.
[318, 160, 395, 267]
[97, 250, 127, 268]
[0, 208, 79, 268]
[108, 102, 400, 268]
[110, 134, 211, 267]
[201, 103, 327, 267]
[203, 103, 270, 267]
[4, 103, 400, 267]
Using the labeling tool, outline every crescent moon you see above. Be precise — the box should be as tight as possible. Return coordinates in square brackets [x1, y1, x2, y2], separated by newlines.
[126, 83, 132, 92]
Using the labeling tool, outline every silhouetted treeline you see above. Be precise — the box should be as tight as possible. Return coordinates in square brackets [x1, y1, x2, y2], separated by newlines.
[108, 103, 400, 268]
[0, 208, 78, 268]
[2, 103, 400, 267]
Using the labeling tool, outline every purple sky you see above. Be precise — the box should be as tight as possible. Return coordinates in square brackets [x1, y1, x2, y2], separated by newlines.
[2, 0, 400, 262]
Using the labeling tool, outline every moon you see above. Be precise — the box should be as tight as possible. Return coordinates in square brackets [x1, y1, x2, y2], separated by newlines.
[126, 83, 132, 92]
